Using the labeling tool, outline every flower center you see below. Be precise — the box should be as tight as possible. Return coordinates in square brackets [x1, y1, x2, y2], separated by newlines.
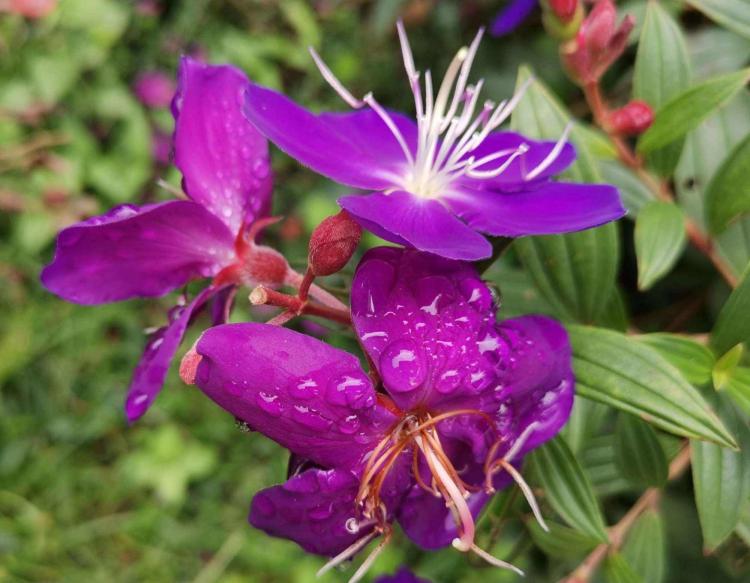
[310, 22, 572, 201]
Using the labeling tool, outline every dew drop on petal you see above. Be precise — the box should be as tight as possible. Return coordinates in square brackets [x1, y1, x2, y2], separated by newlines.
[379, 339, 426, 394]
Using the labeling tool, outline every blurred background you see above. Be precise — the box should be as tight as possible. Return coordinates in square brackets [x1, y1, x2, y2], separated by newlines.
[1, 1, 748, 582]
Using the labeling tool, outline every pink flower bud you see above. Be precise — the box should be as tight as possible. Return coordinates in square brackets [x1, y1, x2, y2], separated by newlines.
[608, 100, 654, 136]
[549, 0, 578, 23]
[308, 210, 362, 277]
[9, 0, 56, 18]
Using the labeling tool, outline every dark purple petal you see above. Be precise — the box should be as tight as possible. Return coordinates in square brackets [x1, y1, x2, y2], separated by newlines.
[244, 84, 412, 190]
[456, 131, 576, 190]
[375, 568, 431, 583]
[339, 191, 492, 260]
[490, 0, 538, 36]
[125, 286, 217, 422]
[192, 323, 395, 470]
[173, 57, 272, 234]
[41, 201, 235, 305]
[397, 487, 491, 550]
[249, 468, 368, 557]
[486, 315, 575, 458]
[351, 247, 499, 412]
[444, 182, 625, 237]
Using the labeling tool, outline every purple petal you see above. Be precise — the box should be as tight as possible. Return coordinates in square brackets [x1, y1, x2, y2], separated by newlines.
[173, 57, 272, 234]
[249, 468, 368, 557]
[444, 182, 625, 237]
[192, 323, 394, 470]
[351, 247, 500, 412]
[490, 0, 538, 36]
[486, 315, 575, 457]
[456, 131, 576, 190]
[125, 286, 217, 422]
[41, 201, 234, 305]
[339, 191, 492, 260]
[244, 84, 413, 190]
[398, 487, 491, 550]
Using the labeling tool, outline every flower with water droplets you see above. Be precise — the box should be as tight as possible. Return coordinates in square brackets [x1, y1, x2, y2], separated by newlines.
[243, 22, 624, 260]
[184, 246, 574, 581]
[41, 57, 337, 422]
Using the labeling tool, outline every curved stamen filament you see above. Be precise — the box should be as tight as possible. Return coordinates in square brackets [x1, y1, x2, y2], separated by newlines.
[316, 530, 378, 578]
[524, 122, 573, 180]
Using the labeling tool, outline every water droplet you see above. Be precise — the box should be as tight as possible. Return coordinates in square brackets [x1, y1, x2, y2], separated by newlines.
[256, 391, 282, 416]
[338, 414, 360, 434]
[379, 340, 425, 393]
[308, 503, 334, 521]
[253, 158, 270, 179]
[325, 373, 372, 409]
[435, 369, 461, 394]
[292, 405, 331, 430]
[290, 378, 317, 400]
[345, 518, 360, 534]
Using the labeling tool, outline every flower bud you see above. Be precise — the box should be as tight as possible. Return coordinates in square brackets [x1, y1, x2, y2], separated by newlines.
[542, 0, 583, 41]
[608, 100, 654, 136]
[548, 0, 579, 23]
[308, 210, 362, 277]
[8, 0, 56, 18]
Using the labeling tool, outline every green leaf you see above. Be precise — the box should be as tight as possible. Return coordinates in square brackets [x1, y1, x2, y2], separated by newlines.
[638, 68, 750, 154]
[604, 553, 644, 583]
[706, 133, 750, 233]
[622, 510, 667, 583]
[511, 66, 619, 325]
[722, 366, 750, 416]
[688, 0, 750, 40]
[689, 28, 750, 79]
[633, 0, 691, 175]
[636, 333, 715, 386]
[634, 201, 687, 290]
[713, 344, 744, 390]
[562, 397, 610, 455]
[692, 400, 750, 550]
[599, 161, 657, 217]
[528, 435, 609, 542]
[615, 413, 669, 488]
[569, 325, 737, 448]
[527, 518, 599, 559]
[711, 264, 750, 356]
[581, 435, 634, 497]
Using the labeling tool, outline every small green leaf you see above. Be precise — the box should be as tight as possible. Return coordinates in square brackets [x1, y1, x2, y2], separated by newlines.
[511, 66, 620, 325]
[599, 161, 657, 216]
[528, 435, 609, 542]
[633, 0, 691, 175]
[713, 344, 744, 390]
[527, 519, 600, 559]
[604, 552, 644, 583]
[722, 366, 750, 416]
[711, 264, 750, 356]
[692, 399, 750, 550]
[638, 68, 750, 154]
[688, 0, 750, 40]
[634, 201, 687, 290]
[637, 333, 715, 386]
[569, 326, 737, 449]
[615, 414, 669, 488]
[622, 510, 667, 583]
[706, 133, 750, 233]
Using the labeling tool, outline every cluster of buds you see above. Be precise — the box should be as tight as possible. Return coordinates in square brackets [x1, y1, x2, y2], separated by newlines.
[561, 0, 634, 85]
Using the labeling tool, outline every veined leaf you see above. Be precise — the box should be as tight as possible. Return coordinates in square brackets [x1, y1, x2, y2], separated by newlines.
[511, 66, 619, 325]
[722, 366, 750, 417]
[688, 0, 750, 40]
[634, 201, 687, 290]
[623, 510, 667, 583]
[526, 519, 599, 559]
[692, 399, 750, 550]
[569, 326, 737, 449]
[604, 553, 644, 583]
[633, 1, 691, 175]
[615, 414, 669, 488]
[712, 344, 744, 390]
[636, 333, 715, 386]
[528, 435, 609, 542]
[638, 68, 750, 154]
[706, 133, 750, 234]
[711, 264, 750, 356]
[581, 435, 633, 497]
[599, 161, 656, 217]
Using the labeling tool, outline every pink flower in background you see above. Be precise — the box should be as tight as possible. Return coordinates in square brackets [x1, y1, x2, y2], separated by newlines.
[134, 71, 176, 109]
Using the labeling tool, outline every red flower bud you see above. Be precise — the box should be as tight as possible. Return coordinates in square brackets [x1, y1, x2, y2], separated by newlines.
[549, 0, 579, 23]
[561, 0, 634, 84]
[608, 100, 654, 136]
[308, 210, 362, 277]
[9, 0, 56, 18]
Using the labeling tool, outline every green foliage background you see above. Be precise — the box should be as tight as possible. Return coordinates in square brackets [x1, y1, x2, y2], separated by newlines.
[1, 1, 749, 582]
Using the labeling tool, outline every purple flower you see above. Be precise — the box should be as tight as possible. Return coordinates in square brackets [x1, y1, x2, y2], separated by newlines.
[186, 247, 574, 578]
[41, 57, 276, 422]
[491, 0, 538, 36]
[133, 71, 176, 109]
[375, 567, 430, 583]
[242, 23, 624, 261]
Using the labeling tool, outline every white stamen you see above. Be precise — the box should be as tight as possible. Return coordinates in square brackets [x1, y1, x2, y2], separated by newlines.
[309, 47, 363, 108]
[347, 535, 390, 583]
[504, 422, 540, 463]
[467, 542, 525, 576]
[316, 530, 378, 578]
[363, 93, 415, 165]
[465, 144, 529, 179]
[498, 459, 549, 532]
[524, 122, 573, 180]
